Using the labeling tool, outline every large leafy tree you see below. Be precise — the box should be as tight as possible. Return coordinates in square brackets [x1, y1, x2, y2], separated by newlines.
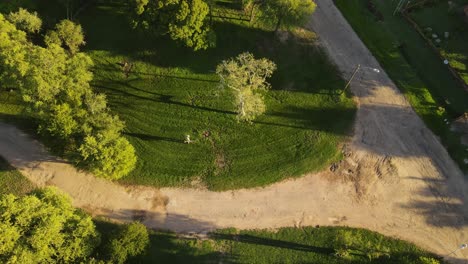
[0, 14, 30, 91]
[131, 0, 215, 50]
[246, 0, 316, 32]
[217, 52, 276, 122]
[45, 19, 85, 54]
[0, 14, 136, 180]
[0, 188, 100, 263]
[6, 8, 42, 34]
[106, 222, 150, 264]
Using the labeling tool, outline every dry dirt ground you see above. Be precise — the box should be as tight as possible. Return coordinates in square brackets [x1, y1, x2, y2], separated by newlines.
[1, 0, 468, 262]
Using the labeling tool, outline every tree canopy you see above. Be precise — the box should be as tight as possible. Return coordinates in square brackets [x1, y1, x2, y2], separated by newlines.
[6, 8, 42, 34]
[0, 13, 136, 180]
[47, 19, 85, 54]
[0, 188, 100, 263]
[131, 0, 215, 50]
[246, 0, 316, 31]
[106, 222, 150, 264]
[217, 52, 276, 122]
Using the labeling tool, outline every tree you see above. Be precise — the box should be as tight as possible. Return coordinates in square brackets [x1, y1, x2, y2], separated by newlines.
[0, 188, 100, 263]
[248, 0, 316, 32]
[78, 132, 137, 180]
[106, 222, 149, 264]
[131, 0, 215, 50]
[0, 16, 137, 180]
[0, 14, 30, 90]
[6, 8, 42, 34]
[216, 52, 276, 122]
[51, 19, 85, 54]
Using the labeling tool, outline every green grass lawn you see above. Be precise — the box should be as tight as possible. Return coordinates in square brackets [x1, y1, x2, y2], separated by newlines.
[63, 1, 355, 190]
[335, 0, 468, 174]
[93, 222, 443, 264]
[0, 156, 35, 196]
[409, 0, 468, 87]
[1, 1, 356, 190]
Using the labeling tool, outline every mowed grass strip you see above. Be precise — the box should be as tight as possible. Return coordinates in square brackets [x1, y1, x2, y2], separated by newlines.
[92, 223, 442, 264]
[336, 0, 468, 173]
[76, 1, 355, 190]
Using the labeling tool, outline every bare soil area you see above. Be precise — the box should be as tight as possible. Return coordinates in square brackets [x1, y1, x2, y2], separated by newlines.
[1, 0, 467, 262]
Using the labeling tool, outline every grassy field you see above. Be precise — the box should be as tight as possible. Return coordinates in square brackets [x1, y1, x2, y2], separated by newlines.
[409, 0, 468, 87]
[93, 222, 443, 264]
[0, 0, 356, 190]
[335, 0, 468, 174]
[0, 156, 35, 196]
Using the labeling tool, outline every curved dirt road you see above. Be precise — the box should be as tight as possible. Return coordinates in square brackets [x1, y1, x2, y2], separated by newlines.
[1, 0, 467, 262]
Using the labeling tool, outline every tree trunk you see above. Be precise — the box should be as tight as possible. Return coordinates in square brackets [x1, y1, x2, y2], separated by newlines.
[274, 16, 282, 32]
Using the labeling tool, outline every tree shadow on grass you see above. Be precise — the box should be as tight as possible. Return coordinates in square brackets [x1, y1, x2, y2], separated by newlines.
[0, 156, 15, 173]
[94, 219, 238, 264]
[211, 233, 335, 255]
[124, 132, 183, 143]
[255, 106, 356, 134]
[94, 83, 236, 115]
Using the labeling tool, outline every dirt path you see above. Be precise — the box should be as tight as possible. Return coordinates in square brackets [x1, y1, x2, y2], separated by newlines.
[1, 0, 467, 262]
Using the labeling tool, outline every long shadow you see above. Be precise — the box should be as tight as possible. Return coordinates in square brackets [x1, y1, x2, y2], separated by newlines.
[94, 83, 236, 115]
[124, 132, 182, 143]
[254, 106, 356, 133]
[211, 233, 335, 255]
[0, 156, 15, 173]
[94, 220, 238, 264]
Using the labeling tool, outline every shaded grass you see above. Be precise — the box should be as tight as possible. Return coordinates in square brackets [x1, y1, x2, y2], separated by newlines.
[92, 223, 442, 264]
[409, 0, 468, 87]
[0, 156, 35, 196]
[74, 1, 356, 190]
[335, 0, 468, 173]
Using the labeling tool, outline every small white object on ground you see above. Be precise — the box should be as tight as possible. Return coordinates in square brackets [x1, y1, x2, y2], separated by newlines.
[432, 34, 438, 38]
[444, 59, 449, 65]
[444, 32, 449, 39]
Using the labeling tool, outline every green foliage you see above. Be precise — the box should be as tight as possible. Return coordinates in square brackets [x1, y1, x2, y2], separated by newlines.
[131, 0, 215, 50]
[217, 52, 276, 122]
[79, 134, 137, 180]
[6, 8, 42, 34]
[255, 0, 316, 31]
[107, 222, 150, 264]
[0, 15, 137, 180]
[0, 187, 100, 263]
[44, 30, 61, 47]
[0, 14, 30, 90]
[419, 256, 441, 264]
[54, 19, 85, 54]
